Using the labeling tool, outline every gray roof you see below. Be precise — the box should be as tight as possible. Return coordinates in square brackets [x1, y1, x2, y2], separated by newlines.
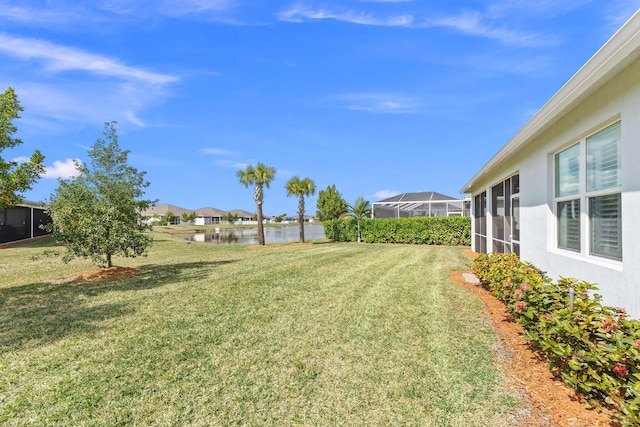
[229, 209, 255, 218]
[141, 203, 191, 216]
[195, 207, 227, 217]
[15, 200, 47, 208]
[375, 192, 459, 203]
[141, 204, 258, 218]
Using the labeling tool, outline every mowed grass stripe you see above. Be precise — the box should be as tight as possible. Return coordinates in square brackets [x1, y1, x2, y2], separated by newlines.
[0, 234, 524, 426]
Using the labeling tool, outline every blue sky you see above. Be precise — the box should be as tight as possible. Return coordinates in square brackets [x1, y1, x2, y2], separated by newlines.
[3, 1, 639, 216]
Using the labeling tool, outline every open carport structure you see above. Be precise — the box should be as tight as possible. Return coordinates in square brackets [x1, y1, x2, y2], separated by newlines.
[372, 192, 470, 219]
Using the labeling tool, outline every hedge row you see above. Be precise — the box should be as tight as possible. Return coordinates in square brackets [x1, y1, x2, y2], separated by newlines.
[473, 253, 640, 426]
[322, 216, 471, 245]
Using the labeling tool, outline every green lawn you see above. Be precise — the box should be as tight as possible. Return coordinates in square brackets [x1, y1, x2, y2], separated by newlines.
[1, 232, 525, 426]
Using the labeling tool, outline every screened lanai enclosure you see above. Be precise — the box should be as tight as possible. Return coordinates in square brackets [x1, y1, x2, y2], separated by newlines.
[372, 192, 470, 219]
[0, 201, 52, 244]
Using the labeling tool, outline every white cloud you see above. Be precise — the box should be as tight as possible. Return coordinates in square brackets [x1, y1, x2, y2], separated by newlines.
[374, 189, 400, 199]
[44, 159, 82, 179]
[125, 111, 146, 127]
[337, 93, 418, 114]
[97, 0, 243, 24]
[0, 34, 177, 86]
[279, 5, 413, 26]
[155, 0, 237, 17]
[0, 5, 86, 26]
[6, 80, 164, 128]
[0, 34, 179, 128]
[200, 148, 234, 155]
[426, 11, 555, 47]
[279, 4, 555, 47]
[101, 0, 236, 15]
[215, 159, 249, 169]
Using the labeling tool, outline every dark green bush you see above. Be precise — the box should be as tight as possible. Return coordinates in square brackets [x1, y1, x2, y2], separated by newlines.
[473, 253, 640, 426]
[322, 216, 471, 245]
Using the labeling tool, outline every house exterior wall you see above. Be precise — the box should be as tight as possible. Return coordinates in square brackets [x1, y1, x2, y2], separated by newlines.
[469, 56, 640, 316]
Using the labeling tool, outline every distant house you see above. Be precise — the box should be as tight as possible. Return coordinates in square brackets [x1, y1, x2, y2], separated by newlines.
[194, 207, 226, 225]
[140, 204, 263, 225]
[228, 209, 255, 223]
[0, 200, 52, 245]
[141, 203, 191, 224]
[461, 11, 640, 316]
[372, 192, 470, 218]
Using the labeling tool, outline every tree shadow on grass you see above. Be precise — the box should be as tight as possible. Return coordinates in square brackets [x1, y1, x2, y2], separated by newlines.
[0, 260, 238, 354]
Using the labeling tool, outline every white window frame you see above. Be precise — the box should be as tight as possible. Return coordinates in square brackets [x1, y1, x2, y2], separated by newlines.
[553, 121, 622, 263]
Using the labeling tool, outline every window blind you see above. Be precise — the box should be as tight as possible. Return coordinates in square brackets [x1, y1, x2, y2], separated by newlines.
[587, 122, 621, 191]
[558, 199, 580, 251]
[590, 194, 621, 260]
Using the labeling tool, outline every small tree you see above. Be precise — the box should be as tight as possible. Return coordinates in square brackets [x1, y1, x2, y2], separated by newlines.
[316, 184, 348, 222]
[286, 176, 316, 243]
[45, 121, 154, 268]
[236, 163, 276, 245]
[163, 211, 176, 225]
[345, 196, 371, 243]
[223, 212, 238, 224]
[181, 211, 197, 224]
[0, 87, 45, 208]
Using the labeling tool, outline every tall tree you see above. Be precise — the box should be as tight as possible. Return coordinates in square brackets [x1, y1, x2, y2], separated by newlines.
[45, 121, 155, 268]
[345, 196, 372, 243]
[316, 184, 348, 221]
[0, 87, 45, 208]
[285, 176, 316, 243]
[236, 163, 276, 245]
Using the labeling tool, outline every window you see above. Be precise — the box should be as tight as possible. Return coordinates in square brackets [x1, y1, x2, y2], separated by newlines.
[554, 122, 621, 261]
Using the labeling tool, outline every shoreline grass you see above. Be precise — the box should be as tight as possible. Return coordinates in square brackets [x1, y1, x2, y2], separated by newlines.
[1, 232, 525, 426]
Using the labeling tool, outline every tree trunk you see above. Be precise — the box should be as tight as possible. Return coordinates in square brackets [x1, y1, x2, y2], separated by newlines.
[298, 195, 305, 243]
[254, 184, 265, 245]
[357, 220, 361, 243]
[106, 253, 112, 268]
[256, 204, 265, 245]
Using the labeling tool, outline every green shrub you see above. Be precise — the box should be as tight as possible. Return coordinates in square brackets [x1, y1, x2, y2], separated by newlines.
[322, 216, 471, 245]
[473, 253, 640, 426]
[323, 217, 358, 242]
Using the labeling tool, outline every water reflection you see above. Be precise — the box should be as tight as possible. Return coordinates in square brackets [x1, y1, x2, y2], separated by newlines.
[185, 224, 325, 245]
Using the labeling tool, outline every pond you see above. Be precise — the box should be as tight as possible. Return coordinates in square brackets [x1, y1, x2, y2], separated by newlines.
[185, 224, 326, 245]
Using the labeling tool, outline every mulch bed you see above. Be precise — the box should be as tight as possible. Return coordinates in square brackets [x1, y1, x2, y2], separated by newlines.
[450, 251, 614, 426]
[71, 266, 142, 282]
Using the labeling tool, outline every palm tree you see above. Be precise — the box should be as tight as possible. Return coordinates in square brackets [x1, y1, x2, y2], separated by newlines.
[285, 176, 316, 243]
[236, 163, 277, 245]
[345, 196, 371, 243]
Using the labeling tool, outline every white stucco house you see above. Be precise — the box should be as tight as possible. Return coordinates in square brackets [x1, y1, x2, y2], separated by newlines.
[461, 11, 640, 317]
